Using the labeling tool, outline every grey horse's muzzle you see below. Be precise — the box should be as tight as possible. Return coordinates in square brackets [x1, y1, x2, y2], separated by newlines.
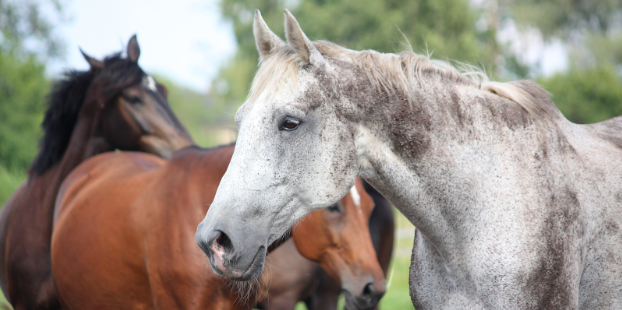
[195, 220, 268, 281]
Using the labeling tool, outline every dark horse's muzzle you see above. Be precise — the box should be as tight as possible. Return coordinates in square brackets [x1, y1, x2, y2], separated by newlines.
[195, 221, 267, 281]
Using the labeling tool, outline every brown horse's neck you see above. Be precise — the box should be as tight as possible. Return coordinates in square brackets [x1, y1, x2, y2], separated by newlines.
[33, 101, 111, 217]
[56, 111, 110, 180]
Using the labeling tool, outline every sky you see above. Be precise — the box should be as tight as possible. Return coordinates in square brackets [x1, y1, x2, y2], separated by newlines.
[48, 0, 237, 93]
[47, 0, 567, 93]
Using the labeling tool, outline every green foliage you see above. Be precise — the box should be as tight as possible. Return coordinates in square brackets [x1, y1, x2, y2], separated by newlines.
[504, 0, 622, 38]
[214, 0, 499, 112]
[575, 32, 622, 69]
[539, 66, 622, 124]
[0, 165, 25, 207]
[0, 0, 63, 208]
[0, 50, 47, 175]
[0, 0, 65, 59]
[155, 75, 235, 148]
[503, 0, 622, 71]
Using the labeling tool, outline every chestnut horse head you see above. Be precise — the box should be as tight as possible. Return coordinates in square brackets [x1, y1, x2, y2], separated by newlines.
[291, 179, 385, 310]
[29, 35, 192, 176]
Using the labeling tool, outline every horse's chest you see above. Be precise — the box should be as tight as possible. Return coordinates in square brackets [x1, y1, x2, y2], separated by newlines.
[408, 229, 582, 309]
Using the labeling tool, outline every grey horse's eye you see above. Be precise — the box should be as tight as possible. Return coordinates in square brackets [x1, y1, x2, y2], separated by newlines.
[281, 117, 301, 131]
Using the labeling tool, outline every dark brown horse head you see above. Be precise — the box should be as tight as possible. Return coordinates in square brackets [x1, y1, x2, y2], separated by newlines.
[83, 35, 193, 158]
[29, 35, 193, 176]
[292, 178, 385, 310]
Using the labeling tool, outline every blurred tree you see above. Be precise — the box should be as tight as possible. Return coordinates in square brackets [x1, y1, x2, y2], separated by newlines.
[501, 0, 622, 69]
[155, 75, 232, 148]
[213, 0, 500, 114]
[0, 0, 65, 205]
[0, 52, 47, 172]
[0, 0, 65, 59]
[0, 51, 47, 205]
[503, 0, 622, 39]
[498, 0, 622, 124]
[539, 66, 622, 124]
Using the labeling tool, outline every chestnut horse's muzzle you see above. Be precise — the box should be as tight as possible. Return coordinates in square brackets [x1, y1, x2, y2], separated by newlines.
[195, 221, 267, 281]
[343, 280, 385, 310]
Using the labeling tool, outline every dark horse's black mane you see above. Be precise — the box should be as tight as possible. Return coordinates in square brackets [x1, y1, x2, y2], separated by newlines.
[29, 53, 146, 176]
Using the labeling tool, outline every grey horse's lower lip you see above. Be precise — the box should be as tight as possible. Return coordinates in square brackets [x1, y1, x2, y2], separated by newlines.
[209, 245, 266, 281]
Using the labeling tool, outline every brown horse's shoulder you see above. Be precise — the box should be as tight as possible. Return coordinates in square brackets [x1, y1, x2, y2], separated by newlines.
[55, 152, 164, 217]
[78, 151, 164, 178]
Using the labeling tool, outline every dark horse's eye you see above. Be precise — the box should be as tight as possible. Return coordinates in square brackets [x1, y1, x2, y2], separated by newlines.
[281, 117, 301, 131]
[327, 203, 341, 213]
[126, 96, 142, 105]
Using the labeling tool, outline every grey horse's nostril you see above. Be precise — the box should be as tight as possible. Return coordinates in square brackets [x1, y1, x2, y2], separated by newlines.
[214, 230, 234, 253]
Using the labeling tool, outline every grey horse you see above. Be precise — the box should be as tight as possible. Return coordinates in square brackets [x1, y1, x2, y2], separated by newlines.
[196, 9, 622, 309]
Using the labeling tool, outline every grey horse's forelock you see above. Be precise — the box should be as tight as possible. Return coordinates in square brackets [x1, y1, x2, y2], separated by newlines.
[248, 40, 548, 116]
[248, 46, 302, 104]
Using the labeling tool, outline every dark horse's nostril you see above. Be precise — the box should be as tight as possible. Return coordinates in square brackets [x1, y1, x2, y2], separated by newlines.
[361, 282, 376, 301]
[214, 230, 234, 252]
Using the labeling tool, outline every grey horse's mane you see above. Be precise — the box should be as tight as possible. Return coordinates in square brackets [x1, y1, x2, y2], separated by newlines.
[249, 40, 547, 115]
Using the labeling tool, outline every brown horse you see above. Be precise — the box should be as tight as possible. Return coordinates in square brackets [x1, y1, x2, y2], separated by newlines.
[0, 35, 193, 310]
[51, 144, 384, 310]
[257, 182, 394, 310]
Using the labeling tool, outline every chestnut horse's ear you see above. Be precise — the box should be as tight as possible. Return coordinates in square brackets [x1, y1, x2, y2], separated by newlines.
[157, 83, 168, 98]
[254, 10, 285, 61]
[283, 9, 325, 67]
[79, 48, 104, 70]
[127, 34, 140, 63]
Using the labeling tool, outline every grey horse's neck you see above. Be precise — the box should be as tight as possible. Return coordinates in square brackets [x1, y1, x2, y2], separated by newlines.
[355, 79, 568, 256]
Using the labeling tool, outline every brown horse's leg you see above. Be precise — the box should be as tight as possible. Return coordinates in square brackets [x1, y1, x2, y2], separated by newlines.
[0, 200, 14, 301]
[7, 256, 60, 310]
[304, 270, 340, 310]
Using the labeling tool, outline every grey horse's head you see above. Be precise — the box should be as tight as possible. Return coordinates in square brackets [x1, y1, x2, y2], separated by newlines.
[195, 10, 361, 280]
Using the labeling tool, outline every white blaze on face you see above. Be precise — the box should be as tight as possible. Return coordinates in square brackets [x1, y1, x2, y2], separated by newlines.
[144, 75, 157, 92]
[350, 185, 361, 207]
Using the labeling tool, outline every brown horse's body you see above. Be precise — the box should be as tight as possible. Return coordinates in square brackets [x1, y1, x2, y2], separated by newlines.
[0, 36, 193, 310]
[257, 183, 394, 310]
[52, 144, 384, 310]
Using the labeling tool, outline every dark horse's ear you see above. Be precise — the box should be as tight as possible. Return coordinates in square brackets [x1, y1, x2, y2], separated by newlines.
[79, 48, 104, 70]
[127, 34, 140, 63]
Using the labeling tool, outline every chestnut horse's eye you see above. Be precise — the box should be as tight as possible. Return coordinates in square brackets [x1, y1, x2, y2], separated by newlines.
[281, 118, 300, 131]
[327, 203, 341, 213]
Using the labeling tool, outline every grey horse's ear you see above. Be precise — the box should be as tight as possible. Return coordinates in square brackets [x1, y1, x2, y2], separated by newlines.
[79, 48, 104, 70]
[284, 9, 325, 67]
[253, 10, 285, 61]
[127, 34, 140, 63]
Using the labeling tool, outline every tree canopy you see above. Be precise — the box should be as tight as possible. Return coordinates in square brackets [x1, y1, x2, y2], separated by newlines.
[0, 0, 64, 205]
[213, 0, 500, 111]
[0, 0, 65, 59]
